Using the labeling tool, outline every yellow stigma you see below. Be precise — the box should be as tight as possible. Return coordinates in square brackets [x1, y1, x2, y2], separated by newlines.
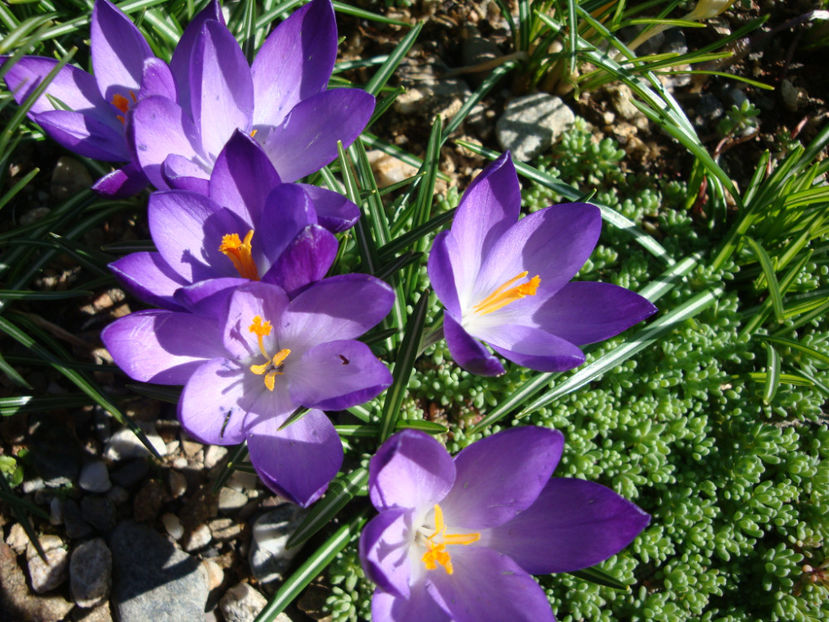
[111, 91, 137, 125]
[248, 316, 290, 391]
[420, 504, 480, 575]
[219, 229, 260, 280]
[471, 271, 540, 316]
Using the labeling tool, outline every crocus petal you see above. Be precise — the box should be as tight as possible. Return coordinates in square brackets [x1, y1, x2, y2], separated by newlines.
[260, 88, 375, 182]
[288, 339, 392, 410]
[480, 324, 585, 373]
[91, 162, 148, 197]
[533, 281, 656, 345]
[138, 57, 177, 101]
[296, 183, 360, 233]
[170, 0, 223, 109]
[360, 509, 413, 598]
[440, 427, 563, 530]
[2, 56, 107, 114]
[108, 251, 188, 309]
[33, 109, 126, 160]
[443, 313, 504, 377]
[485, 478, 650, 574]
[250, 0, 336, 128]
[427, 231, 461, 319]
[162, 154, 210, 193]
[368, 429, 455, 513]
[246, 409, 343, 507]
[102, 310, 224, 384]
[130, 95, 202, 189]
[222, 282, 290, 361]
[372, 586, 451, 622]
[280, 275, 394, 348]
[426, 546, 556, 622]
[257, 183, 317, 264]
[209, 130, 281, 224]
[173, 277, 247, 316]
[90, 0, 153, 101]
[263, 224, 338, 297]
[190, 20, 253, 160]
[178, 357, 249, 445]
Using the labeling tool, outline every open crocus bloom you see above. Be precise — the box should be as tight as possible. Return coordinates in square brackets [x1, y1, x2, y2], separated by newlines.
[427, 152, 657, 376]
[130, 0, 375, 190]
[102, 279, 394, 506]
[360, 428, 650, 621]
[109, 131, 358, 309]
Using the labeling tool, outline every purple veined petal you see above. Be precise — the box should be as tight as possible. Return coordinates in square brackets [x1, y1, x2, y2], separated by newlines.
[102, 310, 225, 385]
[2, 56, 107, 115]
[477, 323, 585, 373]
[91, 161, 148, 197]
[178, 356, 250, 445]
[169, 0, 223, 110]
[260, 88, 375, 182]
[427, 231, 461, 319]
[288, 339, 392, 410]
[130, 95, 202, 189]
[484, 478, 650, 574]
[108, 251, 188, 310]
[209, 130, 281, 224]
[173, 277, 247, 317]
[371, 585, 451, 622]
[440, 427, 564, 530]
[425, 546, 556, 622]
[360, 509, 414, 599]
[190, 20, 253, 160]
[295, 183, 359, 233]
[533, 281, 657, 345]
[91, 0, 153, 101]
[279, 274, 394, 348]
[138, 57, 177, 101]
[246, 409, 343, 507]
[443, 313, 504, 377]
[257, 183, 317, 264]
[448, 152, 521, 294]
[33, 109, 127, 161]
[162, 154, 210, 194]
[222, 282, 291, 361]
[251, 0, 337, 128]
[368, 429, 455, 513]
[262, 224, 338, 297]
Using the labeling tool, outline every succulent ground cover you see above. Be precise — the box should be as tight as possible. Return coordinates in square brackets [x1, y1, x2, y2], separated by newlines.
[1, 1, 827, 622]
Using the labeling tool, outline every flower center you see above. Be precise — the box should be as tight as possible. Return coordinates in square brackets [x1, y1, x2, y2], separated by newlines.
[419, 504, 480, 575]
[472, 271, 541, 316]
[111, 91, 137, 125]
[220, 229, 260, 280]
[248, 315, 291, 391]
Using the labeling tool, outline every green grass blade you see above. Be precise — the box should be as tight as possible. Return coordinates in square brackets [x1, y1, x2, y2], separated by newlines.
[1, 394, 93, 416]
[762, 336, 829, 366]
[570, 565, 629, 591]
[762, 343, 781, 404]
[0, 350, 31, 389]
[745, 236, 785, 323]
[442, 60, 517, 140]
[364, 21, 423, 96]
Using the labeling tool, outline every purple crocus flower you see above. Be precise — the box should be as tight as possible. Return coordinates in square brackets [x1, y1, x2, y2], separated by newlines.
[102, 279, 394, 505]
[130, 0, 375, 191]
[109, 131, 358, 310]
[360, 427, 650, 621]
[427, 152, 657, 376]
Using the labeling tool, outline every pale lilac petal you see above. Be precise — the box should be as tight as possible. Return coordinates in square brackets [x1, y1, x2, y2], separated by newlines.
[173, 277, 246, 315]
[102, 310, 224, 384]
[2, 57, 107, 114]
[427, 231, 461, 318]
[440, 427, 563, 530]
[92, 162, 148, 196]
[372, 586, 451, 622]
[426, 547, 555, 622]
[246, 409, 342, 506]
[190, 20, 253, 159]
[257, 183, 317, 264]
[263, 225, 337, 296]
[178, 357, 249, 445]
[534, 281, 656, 345]
[288, 339, 391, 410]
[138, 57, 176, 100]
[33, 109, 126, 160]
[368, 429, 455, 512]
[91, 0, 153, 100]
[360, 509, 413, 598]
[170, 0, 223, 109]
[162, 154, 210, 193]
[260, 89, 374, 182]
[108, 251, 187, 309]
[443, 314, 503, 377]
[486, 478, 650, 574]
[251, 0, 336, 128]
[222, 282, 290, 360]
[296, 183, 360, 233]
[209, 130, 281, 224]
[479, 324, 585, 373]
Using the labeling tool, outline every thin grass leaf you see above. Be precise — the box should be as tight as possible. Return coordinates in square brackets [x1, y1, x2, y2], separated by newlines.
[762, 343, 781, 404]
[337, 142, 377, 274]
[375, 251, 422, 282]
[745, 236, 785, 323]
[332, 1, 409, 26]
[0, 167, 39, 212]
[442, 60, 517, 139]
[336, 418, 447, 438]
[378, 208, 455, 259]
[746, 371, 816, 388]
[794, 367, 829, 397]
[36, 0, 171, 41]
[566, 0, 577, 75]
[347, 403, 373, 422]
[364, 21, 422, 96]
[570, 565, 630, 591]
[361, 133, 451, 183]
[211, 443, 248, 493]
[518, 0, 531, 52]
[0, 289, 92, 300]
[0, 474, 47, 559]
[254, 0, 303, 30]
[125, 383, 182, 404]
[1, 394, 93, 416]
[0, 349, 31, 389]
[762, 336, 829, 366]
[739, 251, 812, 337]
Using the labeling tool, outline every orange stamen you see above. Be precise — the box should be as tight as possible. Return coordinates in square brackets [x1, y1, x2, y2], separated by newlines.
[219, 229, 260, 280]
[248, 316, 290, 392]
[471, 271, 540, 316]
[420, 504, 480, 575]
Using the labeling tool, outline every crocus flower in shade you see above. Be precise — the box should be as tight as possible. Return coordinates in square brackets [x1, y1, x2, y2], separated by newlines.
[427, 152, 657, 376]
[360, 427, 650, 622]
[102, 279, 394, 506]
[109, 131, 357, 310]
[130, 0, 375, 191]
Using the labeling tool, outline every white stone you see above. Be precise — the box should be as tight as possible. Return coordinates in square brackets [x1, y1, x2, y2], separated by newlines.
[219, 582, 268, 622]
[495, 93, 575, 161]
[184, 524, 212, 552]
[161, 513, 184, 541]
[203, 445, 228, 469]
[79, 461, 111, 493]
[69, 538, 112, 608]
[26, 535, 69, 593]
[168, 470, 187, 498]
[104, 424, 166, 462]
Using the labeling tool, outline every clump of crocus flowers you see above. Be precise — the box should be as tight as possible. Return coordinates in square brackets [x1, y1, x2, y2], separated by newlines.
[3, 0, 657, 619]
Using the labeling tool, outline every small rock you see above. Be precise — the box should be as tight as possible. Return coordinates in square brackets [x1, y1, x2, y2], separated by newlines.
[297, 584, 330, 620]
[461, 25, 503, 86]
[781, 79, 807, 112]
[168, 470, 187, 498]
[165, 440, 180, 455]
[249, 504, 306, 584]
[0, 542, 74, 621]
[607, 84, 648, 130]
[110, 458, 150, 488]
[662, 28, 688, 56]
[133, 480, 166, 522]
[49, 497, 63, 526]
[69, 538, 112, 608]
[104, 425, 166, 462]
[19, 206, 51, 226]
[172, 456, 189, 469]
[723, 87, 748, 108]
[79, 461, 112, 493]
[81, 496, 117, 533]
[393, 62, 471, 119]
[367, 151, 419, 188]
[161, 513, 184, 541]
[6, 522, 30, 554]
[219, 582, 268, 622]
[184, 524, 212, 552]
[203, 445, 228, 469]
[202, 558, 224, 591]
[495, 93, 576, 161]
[181, 440, 203, 458]
[62, 499, 93, 539]
[208, 518, 244, 542]
[227, 469, 260, 492]
[107, 485, 130, 506]
[51, 156, 93, 201]
[22, 476, 46, 494]
[73, 601, 113, 622]
[693, 93, 725, 129]
[218, 487, 248, 513]
[26, 534, 69, 593]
